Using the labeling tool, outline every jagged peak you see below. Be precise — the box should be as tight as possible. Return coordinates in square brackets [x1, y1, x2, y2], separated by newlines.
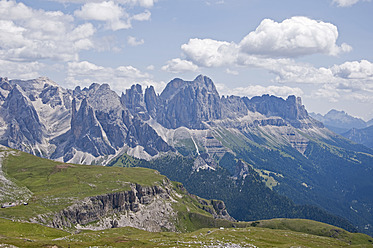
[160, 75, 219, 101]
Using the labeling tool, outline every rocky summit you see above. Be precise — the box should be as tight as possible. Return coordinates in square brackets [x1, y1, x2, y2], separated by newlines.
[0, 75, 322, 164]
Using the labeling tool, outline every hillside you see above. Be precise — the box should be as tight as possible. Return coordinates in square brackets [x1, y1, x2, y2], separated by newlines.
[342, 125, 373, 149]
[0, 146, 234, 232]
[0, 218, 372, 247]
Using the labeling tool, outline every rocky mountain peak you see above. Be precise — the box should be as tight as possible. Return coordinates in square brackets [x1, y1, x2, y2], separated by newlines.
[157, 75, 222, 129]
[121, 84, 149, 120]
[244, 94, 308, 121]
[0, 78, 11, 91]
[310, 109, 367, 133]
[160, 75, 219, 101]
[2, 84, 44, 150]
[193, 74, 219, 95]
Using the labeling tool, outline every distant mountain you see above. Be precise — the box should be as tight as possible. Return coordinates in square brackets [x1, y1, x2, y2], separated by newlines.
[310, 109, 367, 134]
[1, 75, 373, 236]
[368, 118, 373, 127]
[342, 125, 373, 149]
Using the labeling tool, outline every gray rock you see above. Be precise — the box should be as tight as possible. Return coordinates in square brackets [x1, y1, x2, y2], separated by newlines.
[157, 75, 222, 129]
[2, 85, 44, 153]
[121, 84, 150, 120]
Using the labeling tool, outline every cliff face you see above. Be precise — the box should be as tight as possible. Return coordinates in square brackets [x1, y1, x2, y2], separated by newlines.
[157, 75, 222, 129]
[50, 182, 177, 232]
[45, 180, 234, 232]
[0, 75, 325, 164]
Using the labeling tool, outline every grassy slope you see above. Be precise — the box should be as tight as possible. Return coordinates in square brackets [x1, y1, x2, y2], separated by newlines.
[0, 149, 166, 219]
[0, 218, 372, 247]
[0, 147, 245, 233]
[1, 147, 372, 246]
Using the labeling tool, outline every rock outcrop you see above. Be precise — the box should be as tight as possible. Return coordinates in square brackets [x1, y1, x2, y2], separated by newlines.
[47, 179, 234, 232]
[157, 75, 222, 129]
[50, 182, 177, 232]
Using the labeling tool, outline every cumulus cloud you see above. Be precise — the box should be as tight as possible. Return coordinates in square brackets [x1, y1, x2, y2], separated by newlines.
[332, 0, 370, 7]
[331, 60, 373, 80]
[161, 58, 199, 73]
[0, 59, 42, 79]
[74, 1, 130, 30]
[119, 0, 157, 8]
[0, 0, 95, 62]
[131, 10, 151, 21]
[74, 1, 151, 31]
[181, 17, 351, 68]
[127, 36, 144, 46]
[181, 38, 238, 67]
[172, 16, 368, 88]
[67, 60, 165, 93]
[239, 16, 351, 57]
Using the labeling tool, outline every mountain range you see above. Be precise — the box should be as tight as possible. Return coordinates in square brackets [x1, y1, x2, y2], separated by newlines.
[0, 75, 373, 236]
[310, 109, 373, 134]
[310, 110, 373, 148]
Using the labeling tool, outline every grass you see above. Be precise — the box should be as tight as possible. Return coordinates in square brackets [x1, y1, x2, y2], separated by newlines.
[253, 218, 373, 246]
[1, 148, 372, 247]
[0, 148, 241, 233]
[0, 218, 372, 247]
[0, 150, 166, 219]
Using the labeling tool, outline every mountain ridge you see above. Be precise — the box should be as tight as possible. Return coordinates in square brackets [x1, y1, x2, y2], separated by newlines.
[0, 75, 373, 236]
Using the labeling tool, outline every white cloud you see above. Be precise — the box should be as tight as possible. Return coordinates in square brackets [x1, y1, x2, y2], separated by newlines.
[179, 17, 351, 71]
[161, 58, 199, 73]
[0, 59, 42, 79]
[181, 38, 238, 67]
[311, 85, 340, 102]
[131, 10, 151, 21]
[173, 16, 370, 89]
[146, 65, 155, 70]
[0, 0, 95, 62]
[74, 1, 130, 31]
[331, 60, 373, 80]
[332, 0, 370, 7]
[127, 36, 144, 46]
[120, 0, 157, 8]
[67, 60, 165, 93]
[226, 68, 239, 75]
[74, 1, 151, 31]
[239, 16, 351, 57]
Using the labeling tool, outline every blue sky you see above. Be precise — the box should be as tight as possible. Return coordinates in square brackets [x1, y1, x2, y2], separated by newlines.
[1, 0, 373, 120]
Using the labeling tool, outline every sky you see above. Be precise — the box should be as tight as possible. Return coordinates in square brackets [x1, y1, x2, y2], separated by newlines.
[0, 0, 373, 120]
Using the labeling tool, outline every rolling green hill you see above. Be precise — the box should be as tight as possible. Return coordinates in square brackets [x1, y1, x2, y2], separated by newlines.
[0, 146, 234, 233]
[1, 146, 372, 247]
[0, 218, 372, 247]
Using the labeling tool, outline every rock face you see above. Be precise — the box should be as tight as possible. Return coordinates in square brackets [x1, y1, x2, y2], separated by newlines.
[0, 74, 326, 164]
[1, 85, 44, 153]
[197, 198, 235, 222]
[243, 95, 322, 128]
[47, 180, 234, 232]
[51, 182, 177, 232]
[157, 75, 222, 129]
